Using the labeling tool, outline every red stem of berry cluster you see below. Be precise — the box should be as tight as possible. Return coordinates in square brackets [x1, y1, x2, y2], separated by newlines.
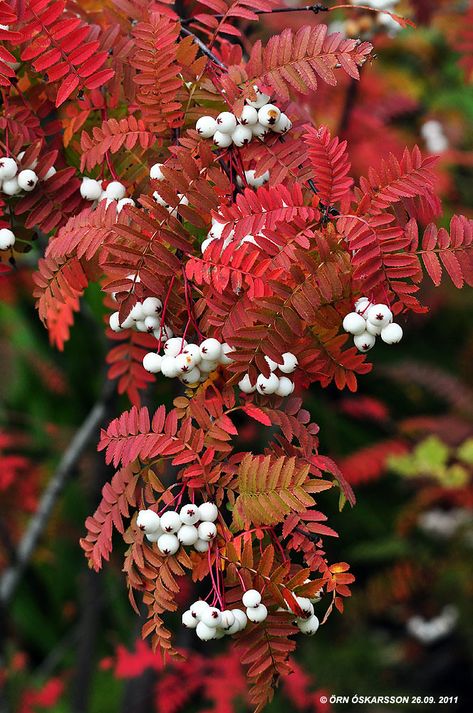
[157, 275, 176, 352]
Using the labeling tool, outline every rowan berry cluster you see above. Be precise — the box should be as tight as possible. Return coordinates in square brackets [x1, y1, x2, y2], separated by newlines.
[108, 296, 172, 340]
[182, 600, 248, 641]
[195, 86, 292, 148]
[149, 162, 189, 216]
[142, 337, 233, 386]
[0, 153, 55, 196]
[238, 352, 298, 396]
[137, 501, 219, 556]
[343, 297, 403, 352]
[80, 177, 135, 213]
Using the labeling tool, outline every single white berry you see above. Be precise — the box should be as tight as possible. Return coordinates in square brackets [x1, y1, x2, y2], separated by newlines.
[175, 352, 194, 373]
[164, 337, 187, 358]
[0, 157, 18, 180]
[142, 352, 162, 374]
[246, 603, 268, 622]
[216, 112, 237, 134]
[198, 502, 218, 522]
[144, 317, 159, 332]
[264, 355, 278, 372]
[157, 533, 180, 556]
[189, 600, 210, 620]
[199, 359, 219, 374]
[343, 312, 367, 336]
[220, 610, 235, 629]
[116, 198, 135, 213]
[196, 115, 218, 138]
[160, 510, 182, 533]
[201, 607, 222, 628]
[0, 228, 15, 250]
[130, 302, 145, 321]
[353, 332, 376, 352]
[2, 177, 21, 195]
[17, 151, 38, 169]
[109, 311, 122, 332]
[242, 589, 261, 608]
[44, 166, 57, 180]
[213, 130, 233, 148]
[194, 538, 210, 552]
[182, 343, 202, 367]
[150, 163, 164, 180]
[239, 374, 256, 393]
[258, 104, 281, 128]
[366, 320, 383, 336]
[177, 524, 199, 546]
[256, 372, 279, 395]
[220, 343, 234, 365]
[298, 614, 320, 635]
[200, 338, 222, 361]
[380, 322, 403, 344]
[231, 125, 252, 147]
[181, 367, 201, 385]
[355, 296, 371, 310]
[366, 303, 393, 328]
[145, 531, 161, 542]
[121, 313, 135, 330]
[246, 86, 271, 109]
[105, 181, 126, 200]
[272, 112, 292, 134]
[230, 609, 248, 633]
[278, 352, 298, 374]
[239, 105, 258, 125]
[251, 123, 270, 140]
[275, 376, 294, 397]
[295, 597, 314, 618]
[208, 221, 226, 240]
[197, 521, 217, 541]
[196, 621, 217, 640]
[135, 320, 148, 332]
[182, 610, 197, 629]
[245, 169, 270, 188]
[137, 509, 161, 534]
[142, 296, 162, 316]
[179, 504, 199, 525]
[80, 177, 102, 201]
[201, 236, 215, 253]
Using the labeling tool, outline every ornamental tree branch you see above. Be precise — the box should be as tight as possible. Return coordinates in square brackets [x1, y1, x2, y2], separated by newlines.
[181, 4, 329, 25]
[180, 26, 227, 69]
[0, 381, 115, 606]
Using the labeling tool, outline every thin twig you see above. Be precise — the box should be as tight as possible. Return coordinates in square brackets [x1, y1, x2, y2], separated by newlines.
[0, 381, 115, 606]
[180, 26, 227, 69]
[181, 4, 329, 25]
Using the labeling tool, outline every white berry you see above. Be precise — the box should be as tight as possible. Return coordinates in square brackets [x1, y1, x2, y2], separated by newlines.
[343, 312, 367, 335]
[220, 610, 235, 629]
[196, 621, 217, 640]
[105, 181, 126, 200]
[275, 376, 294, 397]
[182, 610, 197, 629]
[381, 322, 403, 344]
[258, 104, 281, 128]
[239, 374, 256, 393]
[242, 589, 261, 608]
[232, 608, 248, 631]
[246, 603, 268, 622]
[246, 86, 271, 109]
[366, 303, 393, 328]
[150, 163, 164, 180]
[177, 524, 199, 546]
[355, 297, 372, 315]
[196, 115, 217, 138]
[216, 112, 237, 134]
[201, 607, 222, 628]
[353, 332, 376, 352]
[179, 503, 199, 525]
[200, 338, 222, 361]
[80, 178, 102, 201]
[164, 337, 187, 358]
[198, 502, 218, 522]
[142, 352, 162, 373]
[0, 157, 18, 179]
[295, 597, 314, 618]
[189, 600, 210, 619]
[199, 359, 219, 374]
[197, 521, 217, 541]
[238, 105, 258, 125]
[220, 343, 234, 365]
[182, 343, 202, 367]
[160, 510, 182, 533]
[256, 372, 279, 395]
[251, 123, 271, 140]
[181, 367, 201, 384]
[278, 352, 298, 374]
[117, 198, 135, 213]
[109, 311, 122, 332]
[213, 131, 233, 148]
[298, 614, 320, 635]
[231, 125, 252, 147]
[44, 166, 57, 180]
[272, 112, 292, 134]
[137, 509, 161, 534]
[2, 177, 21, 195]
[245, 169, 270, 188]
[157, 533, 180, 556]
[130, 302, 145, 321]
[0, 228, 15, 250]
[194, 538, 210, 552]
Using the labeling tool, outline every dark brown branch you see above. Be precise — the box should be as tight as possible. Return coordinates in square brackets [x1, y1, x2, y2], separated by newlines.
[181, 5, 329, 25]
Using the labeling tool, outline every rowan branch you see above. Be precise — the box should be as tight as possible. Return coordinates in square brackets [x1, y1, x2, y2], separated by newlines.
[0, 381, 115, 606]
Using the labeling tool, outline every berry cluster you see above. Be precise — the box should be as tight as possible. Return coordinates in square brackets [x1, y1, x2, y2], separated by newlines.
[142, 337, 233, 386]
[195, 86, 292, 149]
[285, 595, 321, 636]
[239, 352, 298, 396]
[80, 177, 135, 213]
[108, 295, 172, 341]
[343, 298, 403, 352]
[149, 162, 189, 216]
[182, 601, 248, 641]
[0, 153, 55, 196]
[137, 501, 219, 556]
